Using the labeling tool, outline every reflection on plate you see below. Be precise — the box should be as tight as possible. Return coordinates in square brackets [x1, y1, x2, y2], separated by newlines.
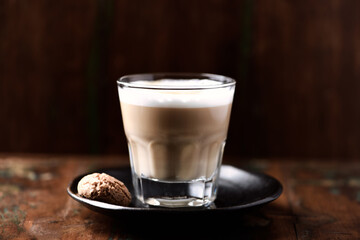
[67, 165, 282, 216]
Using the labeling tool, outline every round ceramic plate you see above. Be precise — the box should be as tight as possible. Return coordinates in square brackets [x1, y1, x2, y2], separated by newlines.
[67, 165, 282, 216]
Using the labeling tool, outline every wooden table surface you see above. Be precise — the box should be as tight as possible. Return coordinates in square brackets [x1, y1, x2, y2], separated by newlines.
[0, 154, 359, 239]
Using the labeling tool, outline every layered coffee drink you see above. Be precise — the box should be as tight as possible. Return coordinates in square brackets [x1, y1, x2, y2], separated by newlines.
[118, 74, 235, 207]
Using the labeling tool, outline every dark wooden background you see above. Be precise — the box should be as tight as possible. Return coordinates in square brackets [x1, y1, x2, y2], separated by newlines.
[1, 0, 360, 158]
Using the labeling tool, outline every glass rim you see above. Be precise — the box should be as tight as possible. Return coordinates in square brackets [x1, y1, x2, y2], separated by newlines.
[117, 72, 236, 90]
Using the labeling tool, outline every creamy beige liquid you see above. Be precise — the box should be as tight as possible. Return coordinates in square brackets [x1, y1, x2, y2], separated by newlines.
[119, 79, 234, 181]
[120, 102, 232, 180]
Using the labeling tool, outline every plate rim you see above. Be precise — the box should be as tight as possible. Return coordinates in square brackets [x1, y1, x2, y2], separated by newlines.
[67, 164, 283, 213]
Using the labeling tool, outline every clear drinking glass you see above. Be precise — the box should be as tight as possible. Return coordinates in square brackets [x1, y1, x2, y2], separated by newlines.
[117, 73, 235, 207]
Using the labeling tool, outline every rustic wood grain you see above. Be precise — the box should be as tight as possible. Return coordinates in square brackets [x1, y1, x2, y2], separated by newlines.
[1, 1, 360, 158]
[0, 154, 359, 239]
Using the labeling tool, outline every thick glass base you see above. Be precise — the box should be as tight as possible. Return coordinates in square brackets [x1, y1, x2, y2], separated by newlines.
[132, 173, 219, 208]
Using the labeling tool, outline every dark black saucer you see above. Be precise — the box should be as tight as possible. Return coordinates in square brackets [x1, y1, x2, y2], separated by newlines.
[67, 165, 282, 217]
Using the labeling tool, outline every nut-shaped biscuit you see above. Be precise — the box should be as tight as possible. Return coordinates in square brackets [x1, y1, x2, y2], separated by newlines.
[77, 173, 131, 206]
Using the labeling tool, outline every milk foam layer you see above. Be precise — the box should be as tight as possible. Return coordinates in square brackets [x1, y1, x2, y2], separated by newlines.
[130, 79, 222, 88]
[118, 79, 235, 108]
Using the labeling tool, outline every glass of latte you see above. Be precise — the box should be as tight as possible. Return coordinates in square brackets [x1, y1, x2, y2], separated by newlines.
[117, 73, 235, 208]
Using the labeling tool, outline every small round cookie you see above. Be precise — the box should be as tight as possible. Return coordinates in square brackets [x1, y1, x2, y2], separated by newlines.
[77, 173, 131, 206]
